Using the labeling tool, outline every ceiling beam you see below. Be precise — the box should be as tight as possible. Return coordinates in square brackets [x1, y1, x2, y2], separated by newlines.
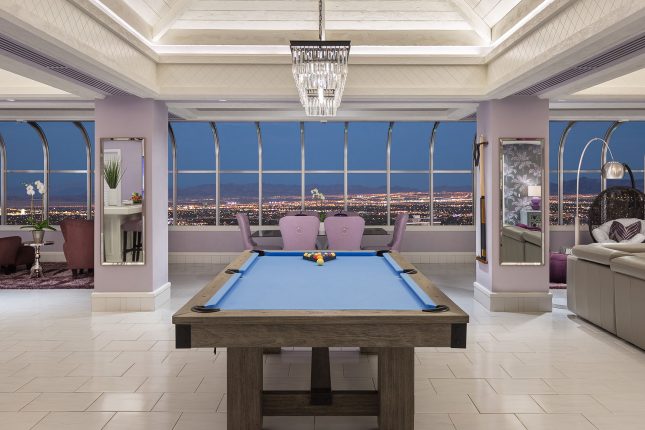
[153, 0, 195, 42]
[449, 0, 491, 44]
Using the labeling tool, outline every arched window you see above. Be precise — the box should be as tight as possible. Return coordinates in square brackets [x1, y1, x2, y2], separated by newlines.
[432, 122, 475, 225]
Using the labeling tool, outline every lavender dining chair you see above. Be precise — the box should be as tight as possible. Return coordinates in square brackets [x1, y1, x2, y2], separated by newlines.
[325, 210, 360, 218]
[387, 212, 409, 252]
[325, 216, 365, 250]
[279, 215, 320, 250]
[285, 210, 319, 217]
[236, 213, 281, 251]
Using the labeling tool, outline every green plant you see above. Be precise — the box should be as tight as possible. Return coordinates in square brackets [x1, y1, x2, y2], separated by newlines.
[21, 219, 56, 232]
[104, 159, 125, 189]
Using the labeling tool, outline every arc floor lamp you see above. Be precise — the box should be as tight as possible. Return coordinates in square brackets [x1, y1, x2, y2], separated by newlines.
[575, 137, 627, 245]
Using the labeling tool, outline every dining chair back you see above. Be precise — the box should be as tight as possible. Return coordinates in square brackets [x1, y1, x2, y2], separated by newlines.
[388, 212, 409, 252]
[325, 211, 360, 218]
[285, 210, 319, 217]
[325, 216, 365, 250]
[236, 213, 257, 250]
[279, 215, 320, 250]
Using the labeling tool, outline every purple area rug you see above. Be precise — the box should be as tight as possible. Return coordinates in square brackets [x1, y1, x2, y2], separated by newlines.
[0, 263, 93, 289]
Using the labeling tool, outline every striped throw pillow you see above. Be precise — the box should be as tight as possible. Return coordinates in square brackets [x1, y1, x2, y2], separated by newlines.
[609, 221, 641, 242]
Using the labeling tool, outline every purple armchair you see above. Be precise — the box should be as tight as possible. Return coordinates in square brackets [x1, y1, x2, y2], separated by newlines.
[60, 218, 94, 277]
[0, 236, 34, 274]
[279, 215, 319, 250]
[325, 216, 365, 250]
[236, 213, 281, 251]
[387, 212, 409, 252]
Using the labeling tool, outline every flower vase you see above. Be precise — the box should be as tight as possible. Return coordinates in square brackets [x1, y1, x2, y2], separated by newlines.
[32, 230, 45, 244]
[319, 223, 325, 235]
[107, 188, 120, 206]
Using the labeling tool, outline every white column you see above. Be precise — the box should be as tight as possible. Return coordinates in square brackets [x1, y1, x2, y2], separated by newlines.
[474, 96, 551, 312]
[92, 96, 169, 312]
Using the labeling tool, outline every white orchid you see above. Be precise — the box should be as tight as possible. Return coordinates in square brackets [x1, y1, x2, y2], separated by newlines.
[26, 184, 35, 196]
[34, 180, 46, 194]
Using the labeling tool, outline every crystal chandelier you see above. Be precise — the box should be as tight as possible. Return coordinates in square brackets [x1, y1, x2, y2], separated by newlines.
[290, 0, 350, 117]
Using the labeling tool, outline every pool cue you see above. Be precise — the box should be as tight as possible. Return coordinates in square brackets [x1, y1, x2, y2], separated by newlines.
[475, 135, 488, 263]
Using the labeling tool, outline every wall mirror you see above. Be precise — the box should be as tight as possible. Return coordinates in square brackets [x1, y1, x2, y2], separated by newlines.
[500, 138, 545, 265]
[100, 137, 145, 265]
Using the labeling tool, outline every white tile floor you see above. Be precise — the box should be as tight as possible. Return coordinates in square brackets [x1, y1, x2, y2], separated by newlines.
[0, 263, 643, 429]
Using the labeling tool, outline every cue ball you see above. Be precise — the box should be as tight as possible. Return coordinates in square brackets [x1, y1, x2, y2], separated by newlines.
[317, 258, 324, 266]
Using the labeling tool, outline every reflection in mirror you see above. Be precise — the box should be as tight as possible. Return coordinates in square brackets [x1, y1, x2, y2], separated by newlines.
[500, 138, 544, 265]
[101, 138, 144, 265]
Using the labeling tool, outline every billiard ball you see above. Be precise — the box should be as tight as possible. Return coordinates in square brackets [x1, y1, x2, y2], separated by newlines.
[317, 258, 324, 266]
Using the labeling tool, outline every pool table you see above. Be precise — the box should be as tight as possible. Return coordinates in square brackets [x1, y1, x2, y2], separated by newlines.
[173, 250, 469, 430]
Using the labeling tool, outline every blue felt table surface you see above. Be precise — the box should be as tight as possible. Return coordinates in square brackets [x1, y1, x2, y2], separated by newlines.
[205, 251, 437, 311]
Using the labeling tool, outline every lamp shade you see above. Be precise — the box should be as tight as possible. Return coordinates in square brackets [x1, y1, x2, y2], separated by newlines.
[602, 161, 625, 179]
[527, 185, 541, 197]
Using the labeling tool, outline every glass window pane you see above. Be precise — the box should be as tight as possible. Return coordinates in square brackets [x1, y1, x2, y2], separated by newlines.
[347, 173, 386, 225]
[563, 121, 614, 170]
[391, 173, 429, 225]
[218, 123, 258, 170]
[434, 122, 475, 170]
[172, 122, 216, 171]
[220, 173, 258, 225]
[348, 122, 389, 170]
[549, 172, 558, 225]
[261, 122, 300, 170]
[305, 173, 344, 213]
[6, 173, 45, 225]
[0, 122, 44, 170]
[176, 173, 216, 225]
[433, 173, 473, 225]
[391, 122, 432, 170]
[305, 122, 344, 170]
[262, 173, 301, 225]
[39, 122, 87, 170]
[549, 121, 569, 173]
[609, 122, 645, 177]
[168, 172, 173, 224]
[81, 122, 95, 172]
[48, 173, 87, 223]
[562, 172, 601, 225]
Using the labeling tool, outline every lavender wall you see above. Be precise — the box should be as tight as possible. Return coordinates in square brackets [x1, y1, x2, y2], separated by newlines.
[94, 97, 168, 293]
[476, 96, 551, 294]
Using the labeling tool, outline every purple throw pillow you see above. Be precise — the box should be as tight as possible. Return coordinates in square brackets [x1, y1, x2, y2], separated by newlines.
[609, 221, 641, 242]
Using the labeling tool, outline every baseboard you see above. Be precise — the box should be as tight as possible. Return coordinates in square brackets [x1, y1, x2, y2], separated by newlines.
[474, 282, 552, 312]
[91, 282, 171, 312]
[168, 251, 475, 265]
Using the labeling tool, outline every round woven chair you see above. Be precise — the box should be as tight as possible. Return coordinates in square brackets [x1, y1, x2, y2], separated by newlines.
[588, 186, 645, 241]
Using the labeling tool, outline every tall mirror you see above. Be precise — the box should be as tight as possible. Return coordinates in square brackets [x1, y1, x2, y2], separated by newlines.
[500, 138, 544, 265]
[100, 137, 145, 265]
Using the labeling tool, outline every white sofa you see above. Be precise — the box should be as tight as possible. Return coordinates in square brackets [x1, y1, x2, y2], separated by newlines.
[567, 243, 645, 348]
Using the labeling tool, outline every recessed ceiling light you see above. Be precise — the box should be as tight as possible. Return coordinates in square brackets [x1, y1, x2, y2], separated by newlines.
[6, 98, 15, 102]
[218, 99, 227, 102]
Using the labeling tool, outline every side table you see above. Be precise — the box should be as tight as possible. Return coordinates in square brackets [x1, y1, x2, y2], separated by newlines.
[24, 241, 54, 278]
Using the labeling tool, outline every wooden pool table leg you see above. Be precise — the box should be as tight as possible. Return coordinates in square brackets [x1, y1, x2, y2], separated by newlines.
[227, 347, 263, 430]
[377, 347, 414, 430]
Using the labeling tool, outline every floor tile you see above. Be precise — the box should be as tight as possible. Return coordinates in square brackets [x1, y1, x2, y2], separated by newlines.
[315, 416, 377, 429]
[584, 412, 645, 430]
[518, 413, 597, 430]
[18, 376, 89, 392]
[22, 392, 101, 412]
[173, 412, 226, 430]
[31, 412, 114, 430]
[430, 379, 496, 395]
[103, 411, 181, 429]
[487, 378, 555, 394]
[0, 376, 34, 392]
[592, 392, 645, 413]
[152, 392, 224, 412]
[0, 393, 39, 411]
[0, 411, 47, 429]
[414, 413, 456, 430]
[87, 392, 162, 412]
[76, 376, 147, 392]
[415, 392, 478, 413]
[531, 394, 610, 414]
[469, 393, 544, 413]
[449, 413, 527, 430]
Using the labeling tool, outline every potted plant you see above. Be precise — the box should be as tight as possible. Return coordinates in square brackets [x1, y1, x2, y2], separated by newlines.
[20, 180, 55, 243]
[104, 159, 125, 206]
